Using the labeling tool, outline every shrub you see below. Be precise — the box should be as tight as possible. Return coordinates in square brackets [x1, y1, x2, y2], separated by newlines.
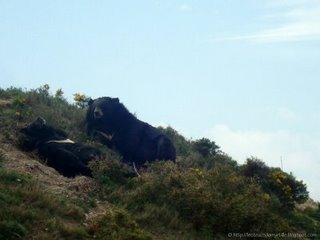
[55, 88, 64, 99]
[87, 205, 151, 240]
[268, 169, 308, 210]
[158, 126, 193, 157]
[192, 138, 219, 157]
[241, 157, 270, 180]
[108, 162, 293, 237]
[0, 221, 27, 240]
[288, 211, 320, 235]
[74, 93, 91, 109]
[242, 158, 308, 211]
[90, 156, 135, 191]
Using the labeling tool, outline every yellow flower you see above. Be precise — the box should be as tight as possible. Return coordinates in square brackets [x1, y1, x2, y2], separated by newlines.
[73, 93, 86, 102]
[262, 193, 271, 202]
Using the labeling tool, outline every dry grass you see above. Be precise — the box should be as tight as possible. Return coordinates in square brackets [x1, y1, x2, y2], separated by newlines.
[0, 99, 12, 108]
[296, 199, 319, 211]
[0, 136, 97, 202]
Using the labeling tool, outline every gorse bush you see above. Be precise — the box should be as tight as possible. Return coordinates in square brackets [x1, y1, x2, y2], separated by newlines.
[0, 85, 319, 239]
[192, 138, 220, 157]
[104, 161, 294, 237]
[87, 204, 151, 240]
[73, 93, 91, 109]
[89, 157, 136, 191]
[241, 158, 308, 211]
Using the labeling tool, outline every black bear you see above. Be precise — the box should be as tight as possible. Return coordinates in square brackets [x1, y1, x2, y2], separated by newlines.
[86, 97, 176, 167]
[20, 117, 101, 177]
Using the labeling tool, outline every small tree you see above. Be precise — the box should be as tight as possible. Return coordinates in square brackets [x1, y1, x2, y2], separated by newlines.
[242, 158, 309, 211]
[55, 88, 64, 99]
[241, 157, 270, 180]
[37, 84, 50, 96]
[268, 170, 308, 210]
[192, 138, 219, 157]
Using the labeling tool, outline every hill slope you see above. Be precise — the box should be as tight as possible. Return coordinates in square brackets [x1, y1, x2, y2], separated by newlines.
[0, 86, 319, 239]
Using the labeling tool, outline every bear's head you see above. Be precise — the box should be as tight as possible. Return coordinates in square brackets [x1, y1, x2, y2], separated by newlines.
[86, 97, 131, 136]
[20, 117, 67, 149]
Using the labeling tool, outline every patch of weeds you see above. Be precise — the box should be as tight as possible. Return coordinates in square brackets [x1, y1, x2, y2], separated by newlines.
[0, 170, 31, 185]
[90, 157, 135, 192]
[0, 168, 88, 240]
[0, 151, 5, 166]
[0, 220, 27, 240]
[87, 205, 151, 240]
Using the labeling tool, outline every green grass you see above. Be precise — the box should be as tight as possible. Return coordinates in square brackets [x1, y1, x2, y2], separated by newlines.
[0, 151, 89, 239]
[0, 151, 150, 240]
[0, 167, 88, 239]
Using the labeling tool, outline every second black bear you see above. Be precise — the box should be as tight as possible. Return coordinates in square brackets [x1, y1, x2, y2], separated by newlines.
[20, 117, 101, 177]
[86, 97, 176, 167]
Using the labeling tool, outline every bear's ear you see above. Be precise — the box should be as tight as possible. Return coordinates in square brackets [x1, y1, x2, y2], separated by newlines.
[35, 117, 46, 126]
[88, 98, 94, 106]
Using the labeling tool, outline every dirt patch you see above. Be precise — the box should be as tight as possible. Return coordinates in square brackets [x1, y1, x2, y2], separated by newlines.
[296, 198, 319, 211]
[84, 202, 111, 225]
[0, 137, 98, 201]
[0, 99, 13, 108]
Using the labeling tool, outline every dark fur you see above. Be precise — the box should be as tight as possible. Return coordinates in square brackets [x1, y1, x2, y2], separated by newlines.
[20, 117, 101, 177]
[86, 97, 176, 166]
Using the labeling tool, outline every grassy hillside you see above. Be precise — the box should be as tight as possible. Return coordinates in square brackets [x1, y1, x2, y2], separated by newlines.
[0, 85, 319, 239]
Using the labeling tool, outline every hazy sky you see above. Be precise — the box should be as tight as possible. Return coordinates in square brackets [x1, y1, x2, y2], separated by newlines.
[0, 0, 319, 200]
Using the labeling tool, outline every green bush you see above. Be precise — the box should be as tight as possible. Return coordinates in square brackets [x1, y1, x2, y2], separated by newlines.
[241, 158, 308, 211]
[107, 162, 293, 237]
[192, 138, 220, 157]
[0, 220, 27, 240]
[288, 211, 320, 235]
[158, 126, 193, 157]
[87, 205, 151, 240]
[90, 156, 135, 191]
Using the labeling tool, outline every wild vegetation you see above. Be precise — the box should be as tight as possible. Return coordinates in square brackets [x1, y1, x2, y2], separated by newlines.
[0, 85, 319, 239]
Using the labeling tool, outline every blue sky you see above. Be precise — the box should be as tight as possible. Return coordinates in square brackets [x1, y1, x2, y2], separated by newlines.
[0, 0, 319, 200]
